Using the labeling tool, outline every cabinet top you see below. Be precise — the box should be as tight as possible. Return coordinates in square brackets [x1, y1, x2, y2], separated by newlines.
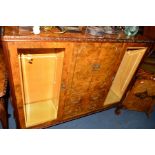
[1, 26, 155, 43]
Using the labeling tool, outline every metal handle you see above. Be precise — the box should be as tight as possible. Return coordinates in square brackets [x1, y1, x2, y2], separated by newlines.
[92, 63, 101, 71]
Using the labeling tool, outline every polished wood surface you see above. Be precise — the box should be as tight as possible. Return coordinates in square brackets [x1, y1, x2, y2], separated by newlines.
[63, 43, 101, 119]
[0, 48, 7, 97]
[123, 69, 155, 116]
[2, 26, 155, 43]
[87, 43, 125, 111]
[1, 26, 154, 128]
[144, 27, 155, 40]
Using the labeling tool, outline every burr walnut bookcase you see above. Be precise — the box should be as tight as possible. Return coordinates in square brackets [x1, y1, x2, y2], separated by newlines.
[1, 27, 154, 128]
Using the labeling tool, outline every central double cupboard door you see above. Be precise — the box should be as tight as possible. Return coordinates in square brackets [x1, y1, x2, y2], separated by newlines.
[63, 42, 126, 119]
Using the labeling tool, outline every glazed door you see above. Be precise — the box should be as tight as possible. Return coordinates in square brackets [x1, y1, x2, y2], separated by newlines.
[18, 49, 64, 127]
[104, 47, 147, 106]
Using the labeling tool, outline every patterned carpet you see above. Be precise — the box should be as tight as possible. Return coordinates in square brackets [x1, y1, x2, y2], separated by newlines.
[0, 100, 155, 129]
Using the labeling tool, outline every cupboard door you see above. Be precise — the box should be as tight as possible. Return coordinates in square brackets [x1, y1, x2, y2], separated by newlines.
[19, 49, 64, 127]
[104, 47, 147, 106]
[70, 43, 102, 94]
[63, 43, 101, 118]
[87, 43, 125, 110]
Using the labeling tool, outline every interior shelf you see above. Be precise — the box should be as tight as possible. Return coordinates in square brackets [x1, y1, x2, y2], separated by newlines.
[25, 99, 57, 127]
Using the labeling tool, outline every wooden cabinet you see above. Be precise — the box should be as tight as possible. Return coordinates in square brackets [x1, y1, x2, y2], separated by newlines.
[2, 27, 153, 128]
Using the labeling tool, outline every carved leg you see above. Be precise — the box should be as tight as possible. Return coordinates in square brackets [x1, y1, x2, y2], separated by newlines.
[115, 107, 122, 115]
[0, 98, 8, 129]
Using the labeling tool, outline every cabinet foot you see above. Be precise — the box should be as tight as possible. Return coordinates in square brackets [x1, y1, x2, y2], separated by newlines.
[115, 108, 121, 115]
[115, 105, 123, 115]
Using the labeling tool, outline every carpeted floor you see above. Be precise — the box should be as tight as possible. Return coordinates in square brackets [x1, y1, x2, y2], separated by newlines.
[0, 100, 155, 129]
